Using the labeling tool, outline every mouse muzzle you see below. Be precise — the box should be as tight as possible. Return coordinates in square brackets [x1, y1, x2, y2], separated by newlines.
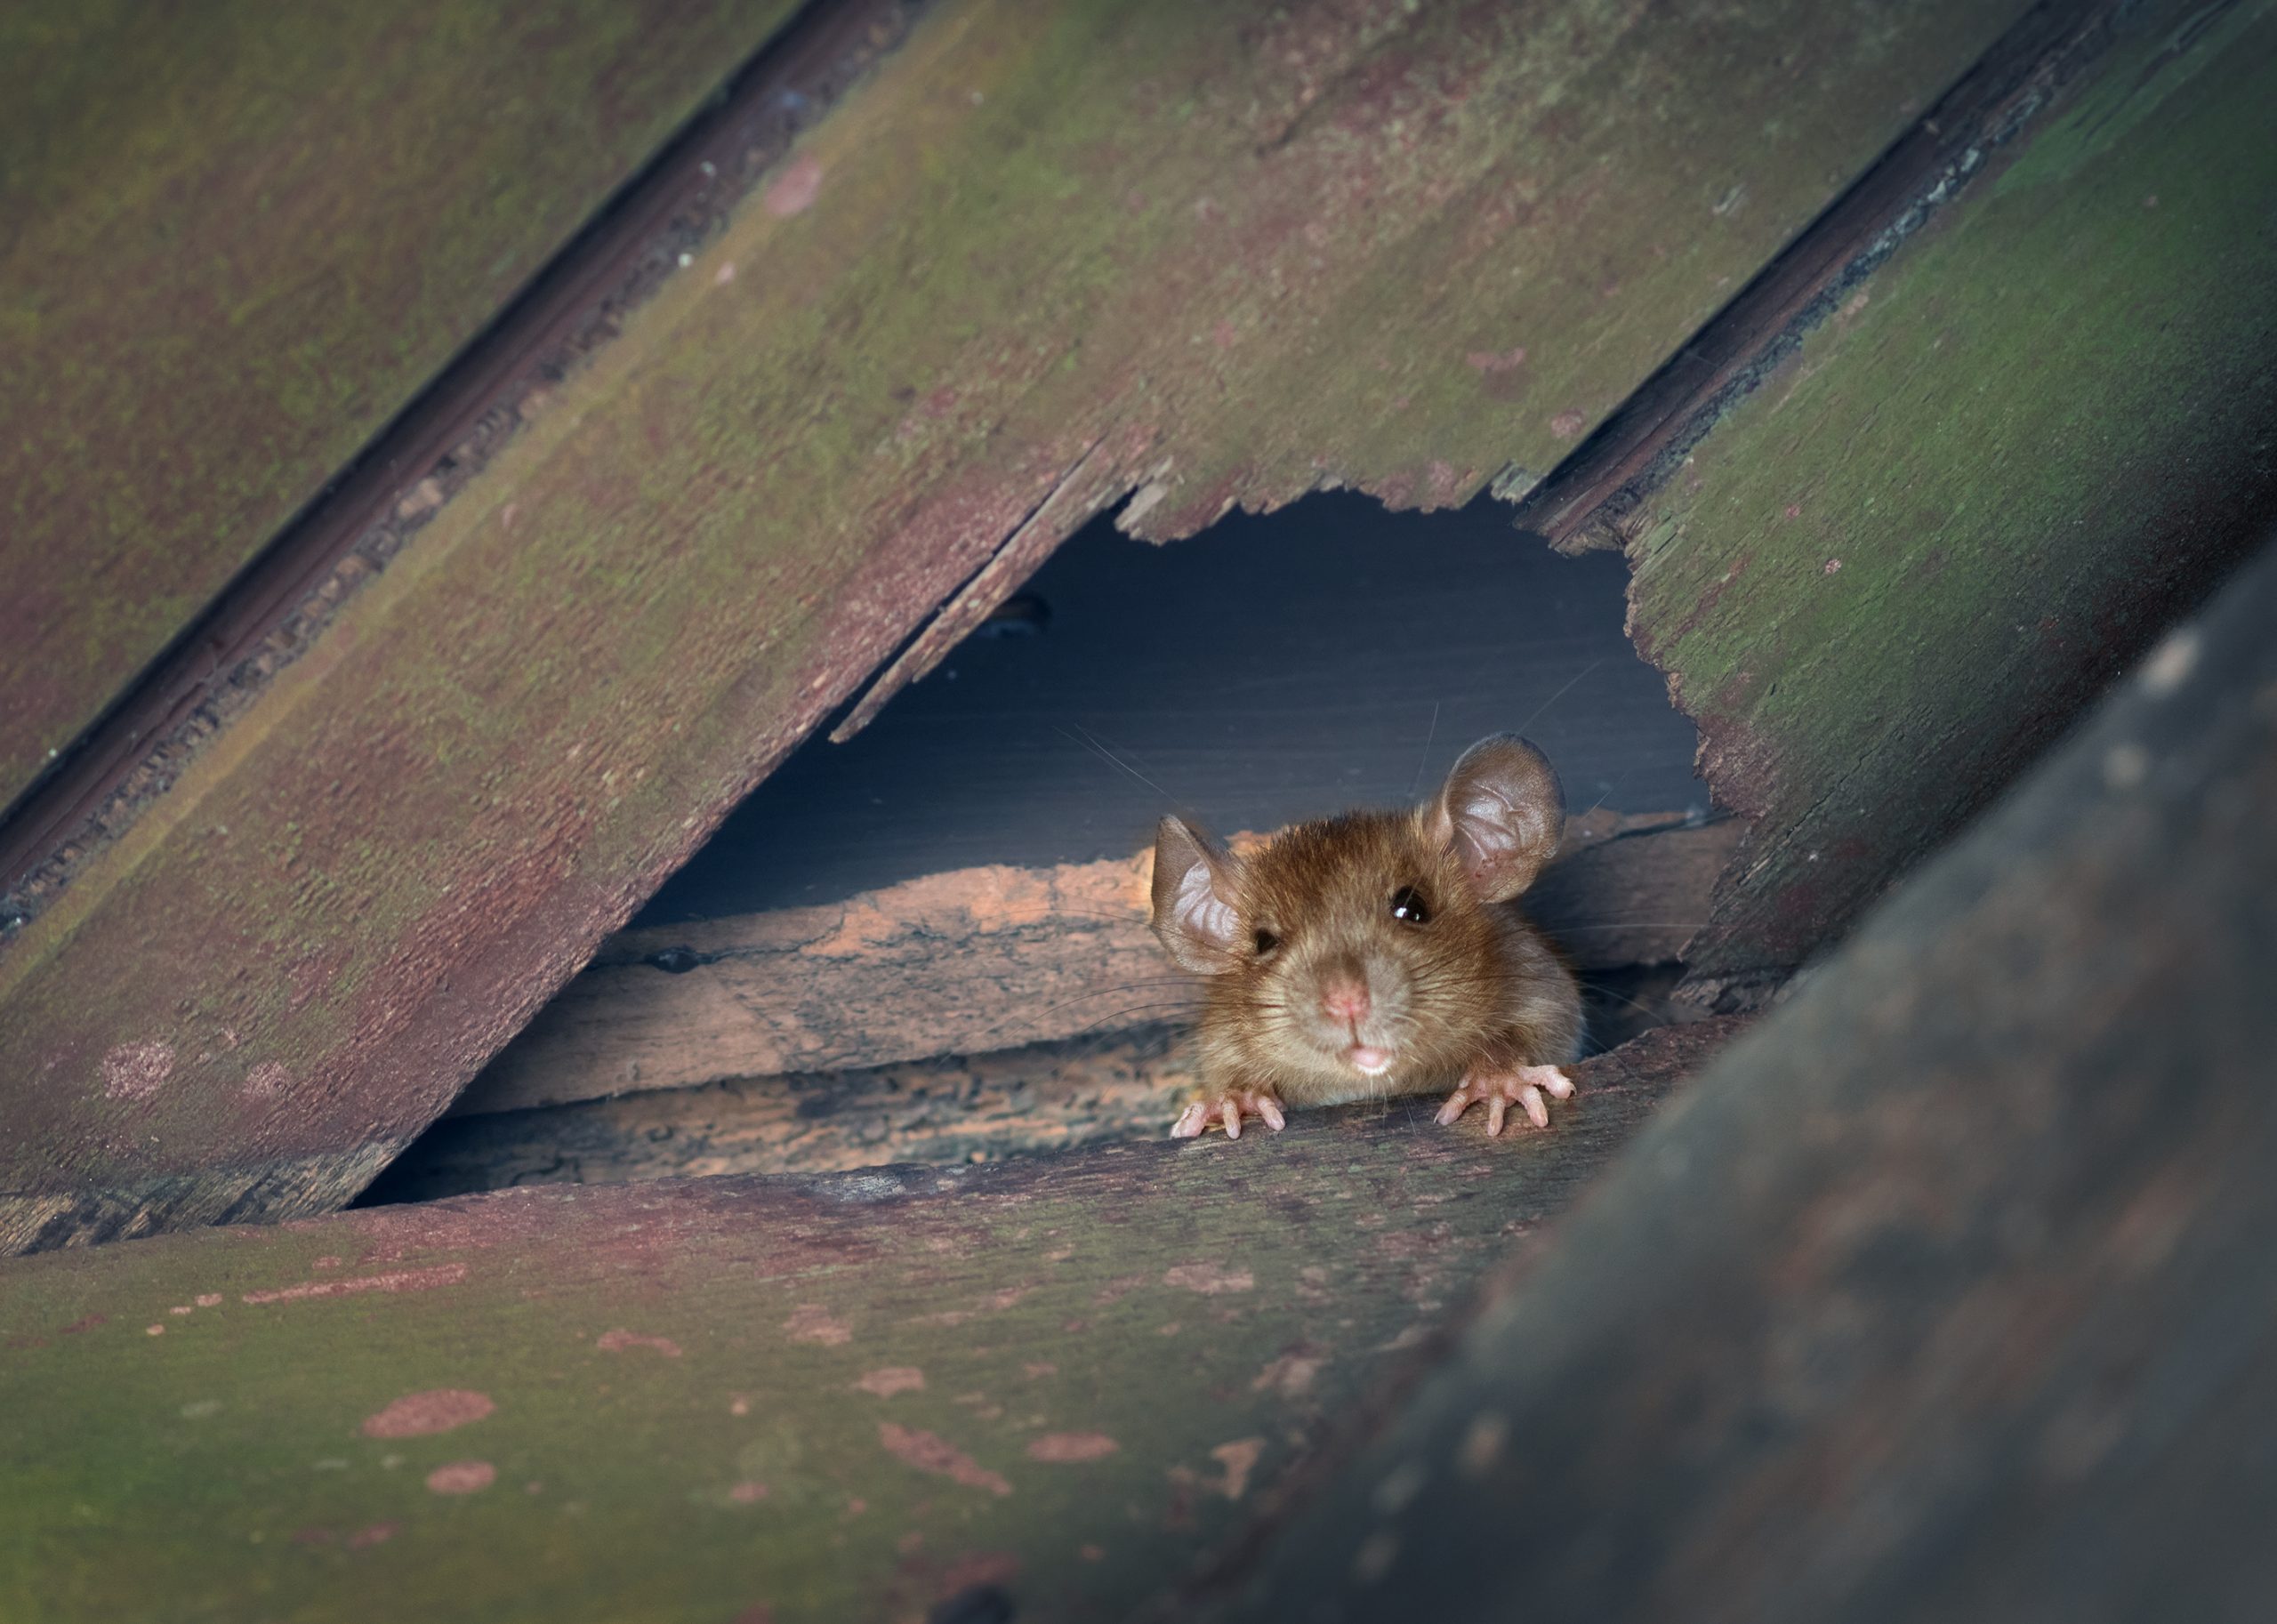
[1299, 951, 1409, 1079]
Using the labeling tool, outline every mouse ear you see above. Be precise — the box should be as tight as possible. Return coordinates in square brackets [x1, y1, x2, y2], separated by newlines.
[1150, 816, 1246, 974]
[1425, 735, 1565, 902]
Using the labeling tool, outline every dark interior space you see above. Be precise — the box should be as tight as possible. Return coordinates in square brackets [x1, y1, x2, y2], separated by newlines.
[638, 491, 1708, 923]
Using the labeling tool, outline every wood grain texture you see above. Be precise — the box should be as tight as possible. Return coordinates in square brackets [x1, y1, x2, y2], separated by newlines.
[458, 810, 1740, 1117]
[0, 0, 801, 810]
[370, 973, 1696, 1202]
[1511, 0, 2131, 557]
[0, 1023, 1740, 1624]
[0, 0, 2018, 1250]
[1193, 534, 2277, 1620]
[1619, 0, 2277, 994]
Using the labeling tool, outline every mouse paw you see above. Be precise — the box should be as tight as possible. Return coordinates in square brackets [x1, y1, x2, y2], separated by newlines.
[1170, 1086, 1287, 1140]
[1435, 1064, 1575, 1136]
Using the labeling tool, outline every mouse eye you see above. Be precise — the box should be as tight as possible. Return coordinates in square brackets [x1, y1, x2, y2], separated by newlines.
[1252, 929, 1280, 956]
[1389, 887, 1431, 926]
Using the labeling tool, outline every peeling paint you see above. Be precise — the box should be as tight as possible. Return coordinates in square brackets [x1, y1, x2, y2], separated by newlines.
[762, 153, 825, 218]
[854, 1367, 926, 1396]
[362, 1390, 495, 1437]
[1026, 1433, 1120, 1463]
[424, 1459, 496, 1495]
[878, 1423, 1011, 1497]
[99, 1041, 173, 1101]
[1163, 1263, 1255, 1296]
[595, 1329, 683, 1358]
[784, 1306, 852, 1346]
[240, 1264, 468, 1305]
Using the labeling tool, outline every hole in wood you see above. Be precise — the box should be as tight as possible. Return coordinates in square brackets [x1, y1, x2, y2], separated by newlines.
[364, 493, 1730, 1205]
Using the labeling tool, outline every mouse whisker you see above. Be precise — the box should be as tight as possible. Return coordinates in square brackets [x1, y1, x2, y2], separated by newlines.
[1514, 657, 1603, 740]
[1061, 722, 1187, 811]
[1405, 699, 1441, 800]
[1041, 1001, 1205, 1049]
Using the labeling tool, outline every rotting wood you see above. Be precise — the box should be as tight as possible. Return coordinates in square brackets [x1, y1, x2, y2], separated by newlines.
[1190, 535, 2277, 1620]
[0, 1021, 1742, 1624]
[1617, 0, 2276, 997]
[0, 0, 2016, 1252]
[454, 811, 1741, 1118]
[0, 0, 809, 818]
[372, 973, 1692, 1202]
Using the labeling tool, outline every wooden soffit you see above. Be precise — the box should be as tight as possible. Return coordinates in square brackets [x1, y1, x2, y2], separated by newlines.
[1, 0, 2046, 1250]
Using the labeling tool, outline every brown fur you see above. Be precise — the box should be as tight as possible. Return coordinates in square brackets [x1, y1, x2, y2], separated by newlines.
[1151, 737, 1583, 1115]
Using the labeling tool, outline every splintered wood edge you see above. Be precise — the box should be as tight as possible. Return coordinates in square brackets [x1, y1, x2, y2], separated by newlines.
[455, 809, 1744, 1118]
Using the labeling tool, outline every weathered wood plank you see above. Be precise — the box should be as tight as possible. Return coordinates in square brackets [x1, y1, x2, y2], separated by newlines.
[1193, 537, 2277, 1614]
[0, 0, 802, 811]
[1610, 0, 2277, 996]
[369, 970, 1694, 1202]
[0, 1022, 1741, 1624]
[387, 1027, 1199, 1202]
[458, 810, 1738, 1117]
[1511, 0, 2131, 556]
[0, 0, 2018, 1250]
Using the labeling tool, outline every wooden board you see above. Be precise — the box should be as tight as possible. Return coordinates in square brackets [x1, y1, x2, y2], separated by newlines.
[1586, 0, 2277, 996]
[0, 0, 802, 812]
[368, 967, 1693, 1203]
[0, 1021, 1742, 1624]
[0, 0, 2026, 1252]
[1192, 534, 2277, 1615]
[458, 809, 1739, 1117]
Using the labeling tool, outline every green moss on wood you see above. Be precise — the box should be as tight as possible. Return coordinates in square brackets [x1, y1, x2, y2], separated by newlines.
[0, 0, 2025, 1244]
[0, 0, 801, 805]
[1626, 0, 2277, 977]
[0, 1079, 1684, 1623]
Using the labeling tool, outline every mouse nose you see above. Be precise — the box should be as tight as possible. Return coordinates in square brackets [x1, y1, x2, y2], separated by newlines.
[1319, 969, 1371, 1024]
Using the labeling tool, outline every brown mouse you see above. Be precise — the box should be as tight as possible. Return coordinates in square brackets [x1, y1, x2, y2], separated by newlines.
[1149, 734, 1582, 1139]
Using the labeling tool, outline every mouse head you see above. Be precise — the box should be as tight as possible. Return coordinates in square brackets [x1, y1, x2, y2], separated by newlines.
[1150, 736, 1564, 1091]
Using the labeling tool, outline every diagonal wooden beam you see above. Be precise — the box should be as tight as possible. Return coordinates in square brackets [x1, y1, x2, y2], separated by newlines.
[0, 0, 2028, 1251]
[0, 1020, 1742, 1624]
[1525, 0, 2277, 996]
[0, 0, 810, 818]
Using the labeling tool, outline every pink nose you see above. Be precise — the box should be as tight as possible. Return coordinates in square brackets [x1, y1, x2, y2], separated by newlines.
[1319, 973, 1371, 1023]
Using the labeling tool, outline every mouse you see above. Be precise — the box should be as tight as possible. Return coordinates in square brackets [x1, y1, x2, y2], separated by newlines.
[1149, 734, 1583, 1139]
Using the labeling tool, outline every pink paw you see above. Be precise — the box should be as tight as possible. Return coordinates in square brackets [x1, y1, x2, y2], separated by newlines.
[1171, 1086, 1287, 1140]
[1436, 1063, 1575, 1136]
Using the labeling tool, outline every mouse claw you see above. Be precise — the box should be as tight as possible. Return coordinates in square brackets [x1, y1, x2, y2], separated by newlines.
[1438, 1064, 1574, 1136]
[1171, 1086, 1288, 1141]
